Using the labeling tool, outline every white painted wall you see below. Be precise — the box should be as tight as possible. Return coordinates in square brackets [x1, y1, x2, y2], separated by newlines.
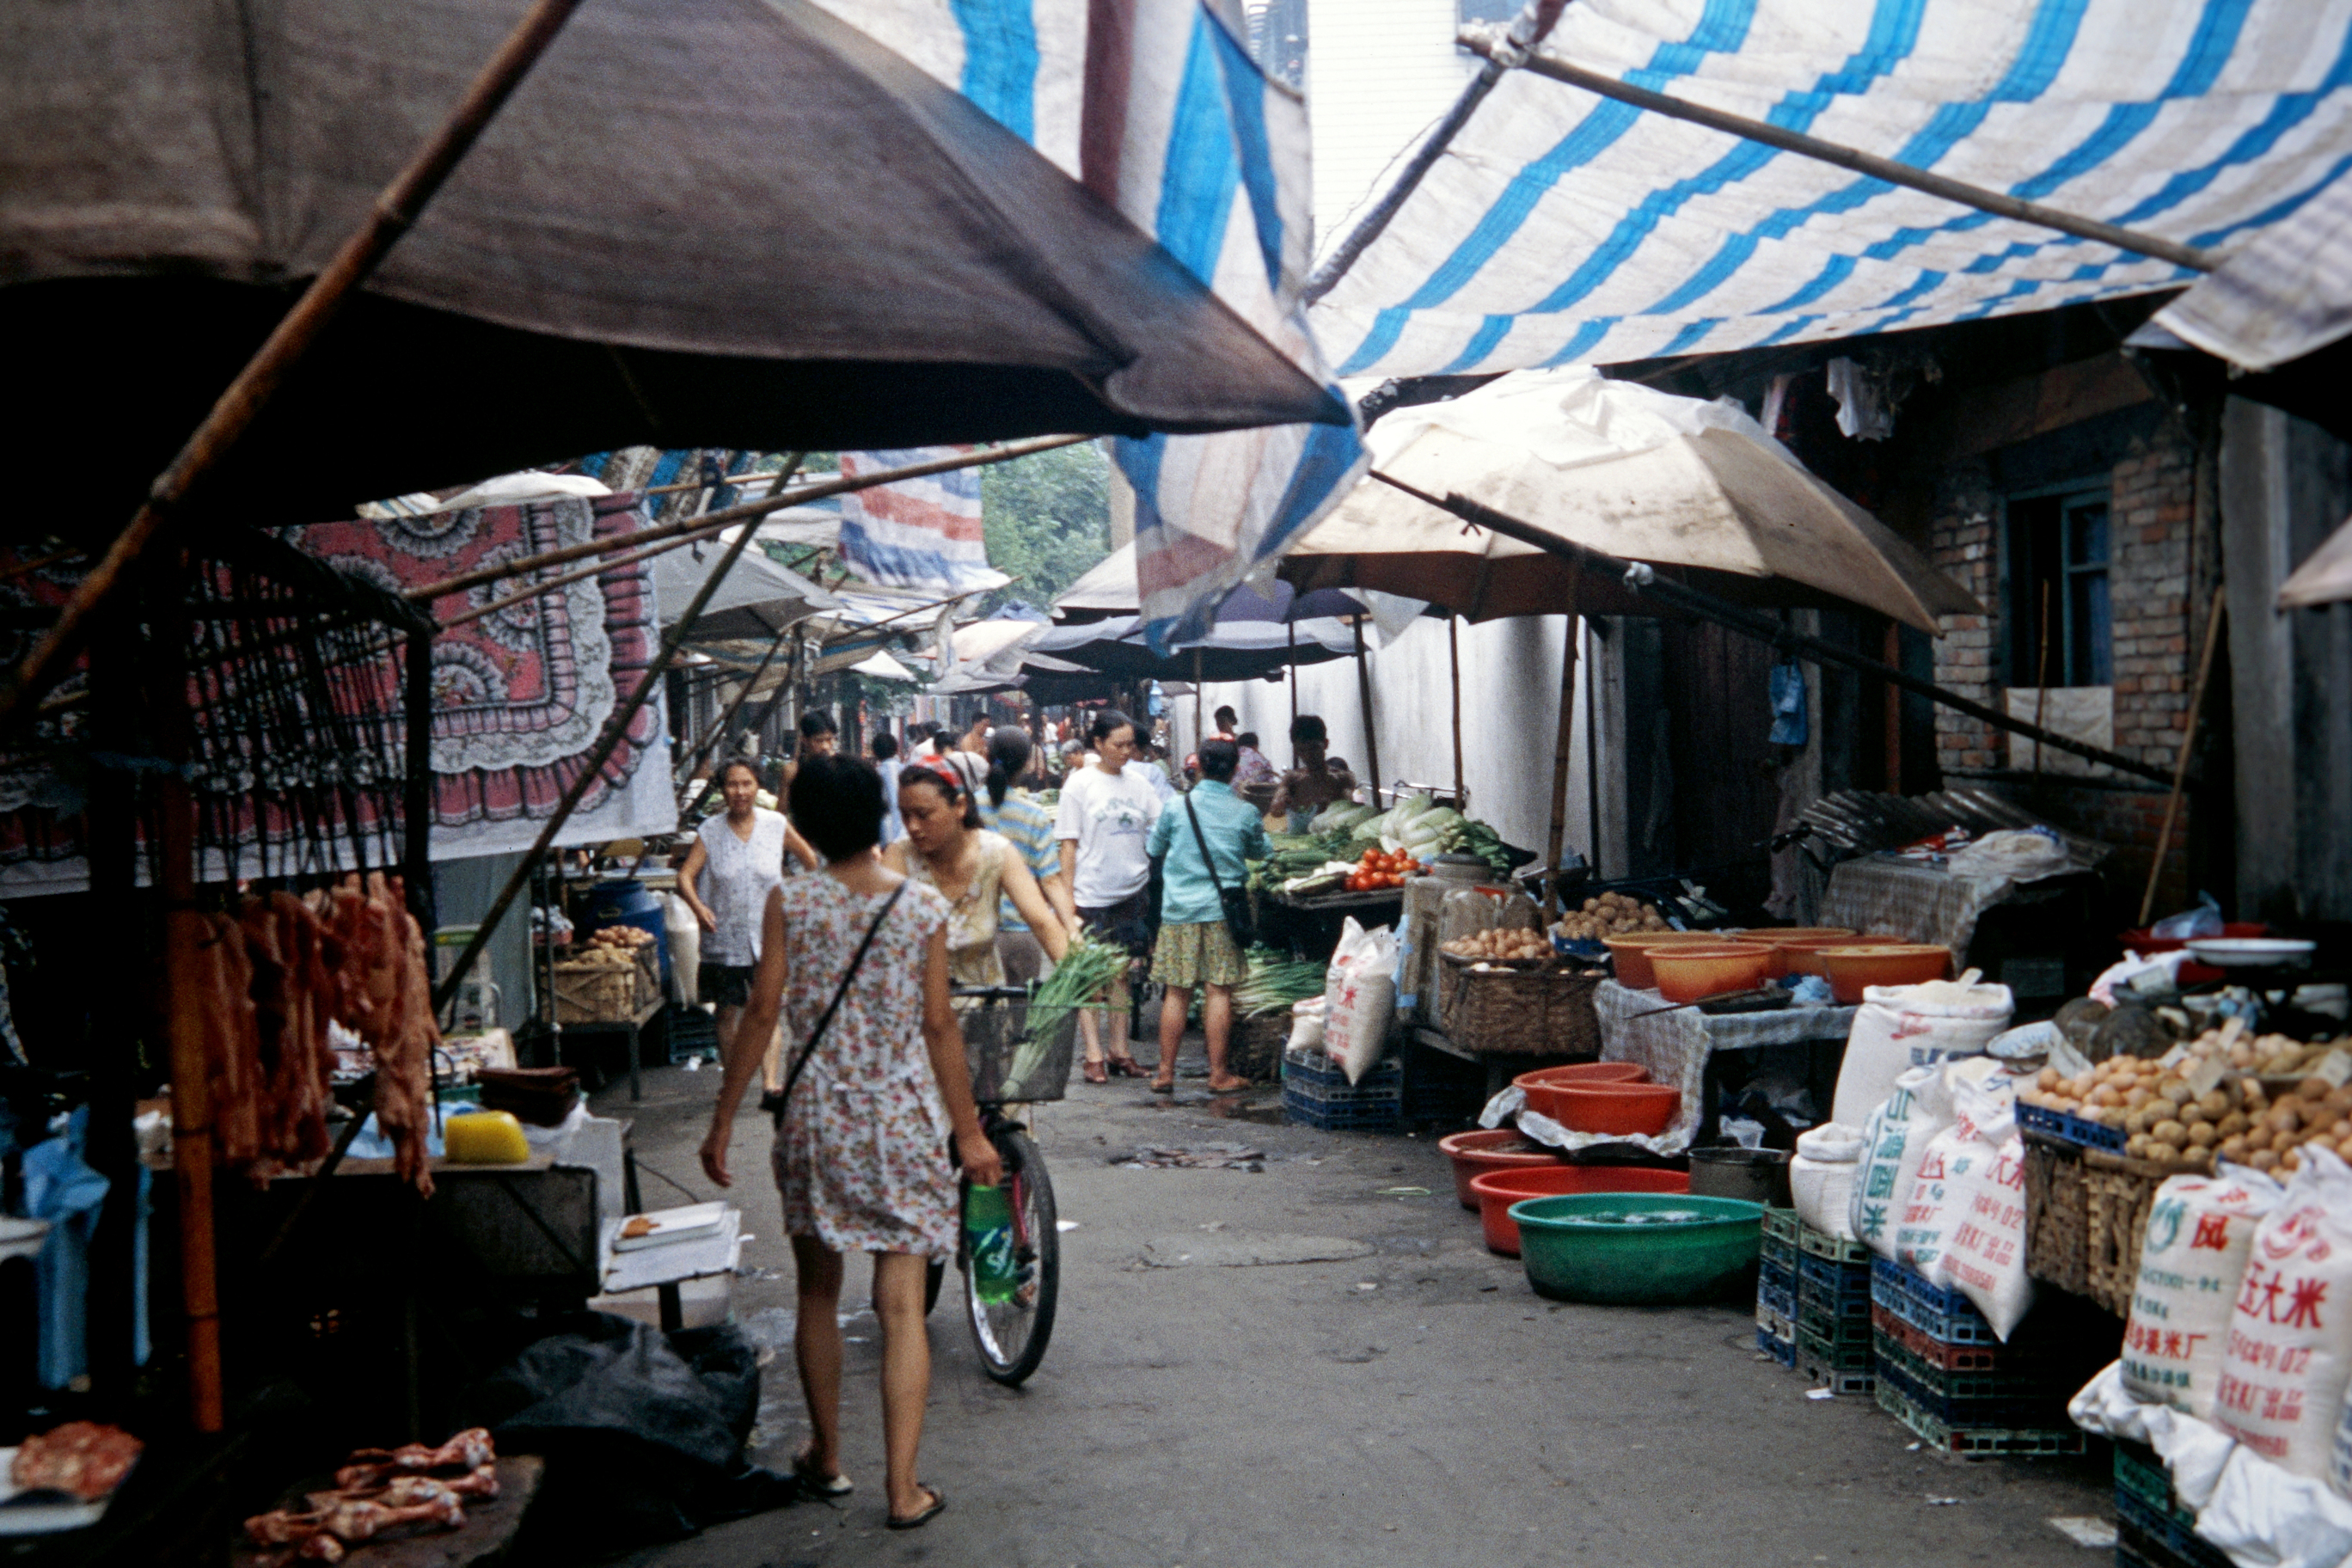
[1172, 614, 1617, 874]
[1305, 0, 1479, 247]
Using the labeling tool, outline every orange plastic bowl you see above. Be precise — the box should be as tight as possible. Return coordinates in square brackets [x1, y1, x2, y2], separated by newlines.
[1602, 932, 1728, 990]
[1818, 943, 1954, 1003]
[1550, 1082, 1681, 1137]
[1438, 1129, 1570, 1209]
[1725, 928, 1855, 978]
[1469, 1165, 1694, 1256]
[1649, 943, 1774, 1003]
[1512, 1063, 1651, 1123]
[1779, 932, 1906, 977]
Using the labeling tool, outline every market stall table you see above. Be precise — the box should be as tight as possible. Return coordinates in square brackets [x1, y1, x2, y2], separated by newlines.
[1256, 886, 1406, 965]
[1820, 854, 2106, 1004]
[1593, 980, 1859, 1148]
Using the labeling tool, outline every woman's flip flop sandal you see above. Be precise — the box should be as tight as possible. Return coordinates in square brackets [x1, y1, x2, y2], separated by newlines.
[887, 1486, 946, 1530]
[793, 1449, 853, 1498]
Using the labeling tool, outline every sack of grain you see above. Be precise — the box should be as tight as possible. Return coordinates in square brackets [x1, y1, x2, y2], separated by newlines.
[1324, 918, 1399, 1086]
[1896, 1065, 2015, 1282]
[1830, 977, 2015, 1130]
[1939, 1118, 2035, 1339]
[2211, 1145, 2352, 1480]
[1852, 1064, 1953, 1260]
[2122, 1167, 2285, 1419]
[1792, 1123, 1867, 1240]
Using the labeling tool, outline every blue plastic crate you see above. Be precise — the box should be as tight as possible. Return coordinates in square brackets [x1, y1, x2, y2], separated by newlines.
[1874, 1379, 2084, 1458]
[1796, 1222, 1873, 1265]
[1798, 1320, 1873, 1374]
[1871, 1255, 1998, 1345]
[1874, 1354, 2068, 1432]
[1282, 1048, 1404, 1130]
[1762, 1207, 1803, 1246]
[1757, 1276, 1796, 1321]
[2115, 1490, 2232, 1568]
[1282, 1045, 1402, 1090]
[2016, 1099, 2127, 1154]
[1756, 1325, 1796, 1366]
[1799, 1252, 1872, 1302]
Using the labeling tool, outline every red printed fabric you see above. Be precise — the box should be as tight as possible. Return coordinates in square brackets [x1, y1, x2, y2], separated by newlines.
[297, 494, 660, 828]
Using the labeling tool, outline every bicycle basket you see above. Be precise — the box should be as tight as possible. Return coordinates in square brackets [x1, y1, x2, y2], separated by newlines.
[958, 991, 1083, 1104]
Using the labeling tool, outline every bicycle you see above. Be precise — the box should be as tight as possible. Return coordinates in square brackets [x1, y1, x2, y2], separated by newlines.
[922, 987, 1082, 1386]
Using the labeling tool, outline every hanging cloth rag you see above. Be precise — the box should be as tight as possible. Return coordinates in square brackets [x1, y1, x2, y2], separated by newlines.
[23, 1106, 110, 1389]
[1768, 663, 1809, 746]
[1824, 358, 1893, 441]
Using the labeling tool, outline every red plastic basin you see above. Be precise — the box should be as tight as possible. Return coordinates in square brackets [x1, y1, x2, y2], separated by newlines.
[1438, 1129, 1570, 1210]
[1512, 1063, 1651, 1123]
[1469, 1165, 1694, 1256]
[1549, 1081, 1681, 1137]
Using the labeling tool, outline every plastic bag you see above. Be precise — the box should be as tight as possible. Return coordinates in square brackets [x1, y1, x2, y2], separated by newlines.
[1323, 918, 1398, 1085]
[1947, 826, 2068, 882]
[1830, 978, 2013, 1129]
[2153, 893, 2226, 942]
[1791, 1123, 1866, 1240]
[1286, 995, 1326, 1057]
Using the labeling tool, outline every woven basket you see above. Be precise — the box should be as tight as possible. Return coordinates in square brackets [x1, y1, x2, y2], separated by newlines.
[2083, 1148, 2165, 1317]
[2022, 1134, 2090, 1298]
[1228, 1010, 1292, 1082]
[552, 951, 658, 1024]
[1436, 955, 1602, 1056]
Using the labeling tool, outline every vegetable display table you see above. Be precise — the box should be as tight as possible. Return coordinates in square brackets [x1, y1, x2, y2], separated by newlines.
[1256, 887, 1404, 964]
[1591, 980, 1858, 1149]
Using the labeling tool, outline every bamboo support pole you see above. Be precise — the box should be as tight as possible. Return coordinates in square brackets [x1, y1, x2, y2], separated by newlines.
[2139, 591, 2228, 928]
[0, 0, 588, 727]
[1353, 616, 1381, 806]
[431, 484, 776, 1013]
[1449, 616, 1465, 808]
[1464, 34, 2215, 273]
[1545, 600, 1581, 916]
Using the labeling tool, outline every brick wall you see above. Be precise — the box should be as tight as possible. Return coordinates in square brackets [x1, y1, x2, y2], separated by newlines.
[1925, 416, 2200, 924]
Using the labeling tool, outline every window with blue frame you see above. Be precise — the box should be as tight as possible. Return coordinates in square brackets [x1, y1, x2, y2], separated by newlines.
[2005, 485, 2112, 689]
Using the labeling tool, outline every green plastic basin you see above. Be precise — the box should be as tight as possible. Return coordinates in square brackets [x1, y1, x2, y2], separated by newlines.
[1508, 1192, 1765, 1305]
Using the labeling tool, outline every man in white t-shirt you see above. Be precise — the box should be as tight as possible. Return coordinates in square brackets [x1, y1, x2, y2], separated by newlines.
[1055, 710, 1162, 1081]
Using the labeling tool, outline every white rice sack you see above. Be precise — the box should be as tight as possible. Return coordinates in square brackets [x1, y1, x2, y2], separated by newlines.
[1896, 1064, 2014, 1281]
[1851, 1064, 1952, 1260]
[1829, 977, 2015, 1129]
[1324, 918, 1399, 1086]
[1286, 995, 1327, 1057]
[1939, 1121, 2034, 1340]
[1791, 1123, 1867, 1241]
[2212, 1145, 2352, 1480]
[2122, 1167, 2285, 1419]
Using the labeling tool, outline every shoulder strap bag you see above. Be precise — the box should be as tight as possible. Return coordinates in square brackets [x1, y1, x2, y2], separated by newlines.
[768, 881, 909, 1129]
[1183, 791, 1256, 951]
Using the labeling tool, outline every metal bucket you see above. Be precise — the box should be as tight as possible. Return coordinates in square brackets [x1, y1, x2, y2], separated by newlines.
[1686, 1145, 1792, 1208]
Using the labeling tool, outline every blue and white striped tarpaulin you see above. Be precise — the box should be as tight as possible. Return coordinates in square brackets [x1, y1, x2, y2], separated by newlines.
[1312, 0, 2352, 380]
[806, 0, 1366, 649]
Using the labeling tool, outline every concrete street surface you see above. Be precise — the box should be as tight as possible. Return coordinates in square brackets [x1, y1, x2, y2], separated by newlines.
[602, 1047, 2112, 1568]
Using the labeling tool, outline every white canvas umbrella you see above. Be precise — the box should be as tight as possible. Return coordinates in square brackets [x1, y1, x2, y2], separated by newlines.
[2279, 517, 2352, 609]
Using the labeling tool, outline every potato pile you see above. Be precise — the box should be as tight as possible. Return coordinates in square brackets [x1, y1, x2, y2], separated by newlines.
[1552, 892, 1668, 942]
[1443, 927, 1553, 962]
[573, 925, 656, 967]
[2020, 1023, 2352, 1174]
[2220, 1031, 2339, 1077]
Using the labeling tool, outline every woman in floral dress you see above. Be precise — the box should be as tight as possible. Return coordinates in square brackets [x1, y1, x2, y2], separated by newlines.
[699, 755, 1001, 1533]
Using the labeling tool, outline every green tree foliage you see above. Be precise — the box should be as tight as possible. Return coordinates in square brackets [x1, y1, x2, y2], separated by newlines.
[980, 442, 1112, 615]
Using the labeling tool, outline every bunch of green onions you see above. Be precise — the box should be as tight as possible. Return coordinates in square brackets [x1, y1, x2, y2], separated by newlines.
[1008, 932, 1130, 1091]
[1231, 949, 1327, 1018]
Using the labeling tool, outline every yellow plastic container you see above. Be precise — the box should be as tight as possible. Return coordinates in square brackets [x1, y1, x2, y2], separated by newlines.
[444, 1109, 531, 1165]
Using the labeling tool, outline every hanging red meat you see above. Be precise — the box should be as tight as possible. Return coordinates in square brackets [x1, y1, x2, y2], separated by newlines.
[315, 874, 439, 1196]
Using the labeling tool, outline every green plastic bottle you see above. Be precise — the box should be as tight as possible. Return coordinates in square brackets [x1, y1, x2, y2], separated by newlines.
[965, 1183, 1018, 1304]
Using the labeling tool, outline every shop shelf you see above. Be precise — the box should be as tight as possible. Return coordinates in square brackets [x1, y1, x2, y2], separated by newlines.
[1871, 1256, 1998, 1345]
[1873, 1380, 2085, 1458]
[2016, 1100, 2127, 1154]
[1796, 1223, 1874, 1265]
[1756, 1324, 1796, 1367]
[1798, 1321, 1873, 1373]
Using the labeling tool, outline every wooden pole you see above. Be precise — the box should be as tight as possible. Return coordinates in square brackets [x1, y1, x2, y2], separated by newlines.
[1288, 622, 1298, 728]
[2032, 581, 2053, 781]
[1881, 621, 1902, 791]
[1466, 35, 2215, 273]
[405, 630, 437, 936]
[1192, 647, 1204, 757]
[1545, 602, 1581, 915]
[1449, 615, 1466, 808]
[431, 479, 781, 1013]
[2139, 591, 2228, 928]
[0, 0, 589, 726]
[1353, 616, 1381, 807]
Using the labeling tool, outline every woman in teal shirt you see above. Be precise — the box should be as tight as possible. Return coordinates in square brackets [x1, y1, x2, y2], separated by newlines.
[1145, 738, 1269, 1093]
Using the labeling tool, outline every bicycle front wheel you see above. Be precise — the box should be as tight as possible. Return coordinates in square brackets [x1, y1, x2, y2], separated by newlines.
[965, 1125, 1058, 1386]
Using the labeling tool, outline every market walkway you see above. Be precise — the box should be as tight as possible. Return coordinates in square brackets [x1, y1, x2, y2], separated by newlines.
[603, 1056, 2110, 1568]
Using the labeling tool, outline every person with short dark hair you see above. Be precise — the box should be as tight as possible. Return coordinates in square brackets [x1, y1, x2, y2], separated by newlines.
[976, 726, 1075, 983]
[699, 752, 1001, 1531]
[799, 708, 840, 757]
[1234, 730, 1276, 788]
[1212, 705, 1238, 738]
[1055, 710, 1160, 1081]
[677, 759, 793, 1085]
[1269, 714, 1357, 832]
[886, 763, 1069, 989]
[1145, 738, 1265, 1093]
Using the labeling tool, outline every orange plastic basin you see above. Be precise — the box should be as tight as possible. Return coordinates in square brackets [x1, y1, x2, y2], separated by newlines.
[1779, 932, 1906, 977]
[1817, 943, 1954, 1003]
[1649, 943, 1774, 1003]
[1550, 1081, 1681, 1137]
[1470, 1165, 1693, 1256]
[1602, 931, 1729, 990]
[1437, 1129, 1570, 1209]
[1512, 1063, 1651, 1124]
[1726, 928, 1855, 978]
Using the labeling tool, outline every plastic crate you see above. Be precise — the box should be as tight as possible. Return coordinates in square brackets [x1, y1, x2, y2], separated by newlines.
[1870, 1306, 2049, 1373]
[1761, 1253, 1796, 1292]
[1399, 1045, 1485, 1124]
[1757, 1275, 1796, 1321]
[1762, 1207, 1803, 1247]
[1758, 1303, 1797, 1344]
[1799, 1320, 1873, 1373]
[1756, 1325, 1796, 1367]
[2114, 1442, 2176, 1518]
[1872, 1334, 2053, 1403]
[2017, 1100, 2127, 1154]
[1874, 1379, 2085, 1458]
[1283, 1081, 1403, 1131]
[1874, 1351, 2070, 1431]
[2115, 1491, 2232, 1568]
[1797, 1222, 1873, 1265]
[1799, 1298, 1874, 1346]
[1800, 1357, 1876, 1396]
[1871, 1256, 1998, 1345]
[1283, 1045, 1402, 1090]
[1798, 1253, 1873, 1316]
